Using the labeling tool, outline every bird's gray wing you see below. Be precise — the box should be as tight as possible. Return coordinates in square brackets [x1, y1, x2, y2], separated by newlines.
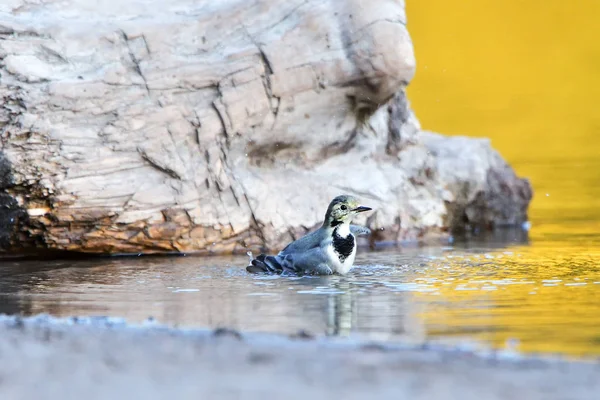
[247, 253, 285, 274]
[278, 228, 326, 256]
[284, 246, 333, 275]
[350, 225, 371, 236]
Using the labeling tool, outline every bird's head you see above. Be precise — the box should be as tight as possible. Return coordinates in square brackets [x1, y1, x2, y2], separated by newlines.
[323, 195, 372, 228]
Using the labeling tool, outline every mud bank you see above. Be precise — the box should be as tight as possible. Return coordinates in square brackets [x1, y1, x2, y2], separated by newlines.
[0, 315, 597, 399]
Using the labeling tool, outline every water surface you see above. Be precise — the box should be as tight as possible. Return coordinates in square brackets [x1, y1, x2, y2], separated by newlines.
[402, 0, 600, 357]
[1, 228, 598, 357]
[408, 0, 600, 247]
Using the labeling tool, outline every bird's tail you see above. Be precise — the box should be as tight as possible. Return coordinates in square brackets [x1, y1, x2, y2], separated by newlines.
[246, 253, 285, 274]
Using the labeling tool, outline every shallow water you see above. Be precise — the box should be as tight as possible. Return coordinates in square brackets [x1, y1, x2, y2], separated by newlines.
[1, 228, 599, 357]
[403, 0, 600, 356]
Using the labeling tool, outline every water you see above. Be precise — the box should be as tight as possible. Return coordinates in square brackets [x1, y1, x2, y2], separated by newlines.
[1, 228, 599, 357]
[407, 0, 600, 240]
[402, 0, 600, 356]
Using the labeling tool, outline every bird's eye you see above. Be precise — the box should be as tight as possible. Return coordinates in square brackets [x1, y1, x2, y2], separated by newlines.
[340, 205, 347, 211]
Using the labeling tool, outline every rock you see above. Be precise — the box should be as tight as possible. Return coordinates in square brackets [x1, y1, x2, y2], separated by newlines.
[421, 132, 533, 233]
[0, 0, 532, 256]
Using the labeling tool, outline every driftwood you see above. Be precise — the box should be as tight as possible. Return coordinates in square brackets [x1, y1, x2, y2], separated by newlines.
[0, 0, 532, 255]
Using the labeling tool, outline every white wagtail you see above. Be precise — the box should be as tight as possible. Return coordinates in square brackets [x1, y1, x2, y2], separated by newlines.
[247, 195, 372, 275]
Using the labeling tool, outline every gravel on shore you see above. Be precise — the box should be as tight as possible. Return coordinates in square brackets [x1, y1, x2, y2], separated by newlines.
[0, 315, 598, 400]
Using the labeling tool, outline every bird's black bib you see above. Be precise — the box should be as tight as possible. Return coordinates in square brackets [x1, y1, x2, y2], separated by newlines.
[332, 227, 355, 262]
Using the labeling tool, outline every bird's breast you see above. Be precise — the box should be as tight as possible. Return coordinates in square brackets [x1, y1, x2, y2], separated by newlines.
[332, 228, 355, 261]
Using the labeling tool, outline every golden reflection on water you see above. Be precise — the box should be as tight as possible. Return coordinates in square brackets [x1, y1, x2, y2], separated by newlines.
[411, 246, 600, 357]
[406, 0, 600, 356]
[407, 0, 600, 239]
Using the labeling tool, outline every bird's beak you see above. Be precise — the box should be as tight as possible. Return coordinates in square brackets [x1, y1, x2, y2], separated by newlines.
[352, 206, 372, 213]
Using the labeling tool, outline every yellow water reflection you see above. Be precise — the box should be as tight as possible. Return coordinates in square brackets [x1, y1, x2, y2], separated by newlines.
[412, 246, 600, 357]
[406, 1, 600, 356]
[407, 0, 600, 240]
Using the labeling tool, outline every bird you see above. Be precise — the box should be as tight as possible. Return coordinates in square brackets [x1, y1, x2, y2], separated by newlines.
[246, 195, 372, 275]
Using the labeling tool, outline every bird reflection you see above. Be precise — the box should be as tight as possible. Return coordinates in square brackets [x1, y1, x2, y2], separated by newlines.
[326, 281, 354, 337]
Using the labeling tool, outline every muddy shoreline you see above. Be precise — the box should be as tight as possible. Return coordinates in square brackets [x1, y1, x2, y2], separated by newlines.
[0, 315, 597, 399]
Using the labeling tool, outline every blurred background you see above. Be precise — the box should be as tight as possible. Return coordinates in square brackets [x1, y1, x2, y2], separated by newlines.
[407, 0, 600, 246]
[403, 1, 600, 355]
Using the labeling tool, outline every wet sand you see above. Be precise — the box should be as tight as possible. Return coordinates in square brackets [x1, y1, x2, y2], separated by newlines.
[0, 315, 598, 399]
